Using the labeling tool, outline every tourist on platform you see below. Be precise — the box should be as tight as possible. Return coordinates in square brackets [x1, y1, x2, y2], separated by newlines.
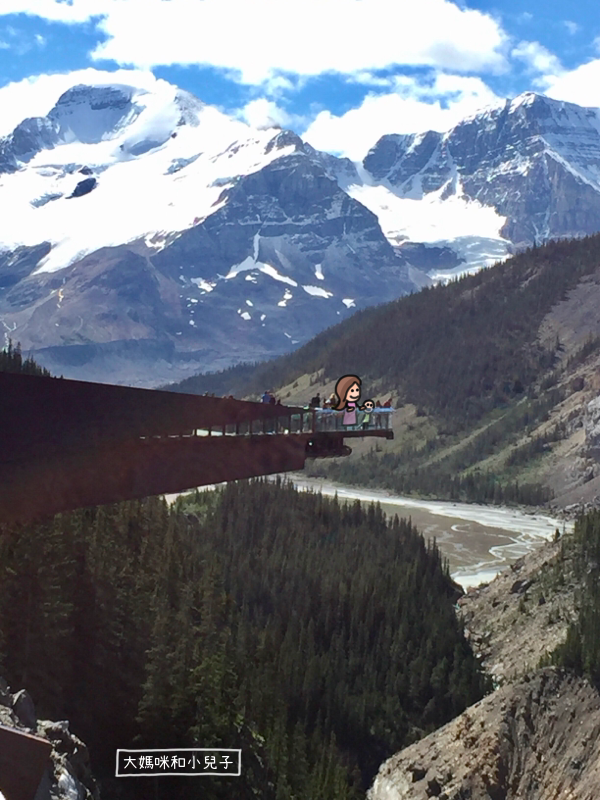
[269, 394, 276, 405]
[262, 390, 271, 403]
[383, 398, 392, 408]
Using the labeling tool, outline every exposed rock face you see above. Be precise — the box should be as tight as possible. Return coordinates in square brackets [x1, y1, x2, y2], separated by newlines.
[584, 395, 600, 460]
[0, 140, 414, 385]
[364, 93, 600, 248]
[0, 242, 51, 290]
[0, 677, 98, 800]
[368, 667, 600, 800]
[68, 177, 97, 198]
[456, 537, 577, 686]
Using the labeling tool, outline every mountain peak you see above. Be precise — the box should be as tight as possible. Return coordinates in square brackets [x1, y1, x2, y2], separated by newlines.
[53, 83, 134, 111]
[509, 90, 544, 109]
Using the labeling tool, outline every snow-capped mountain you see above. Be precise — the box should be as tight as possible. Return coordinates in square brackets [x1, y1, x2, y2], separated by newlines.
[357, 92, 600, 280]
[2, 79, 600, 385]
[0, 80, 417, 385]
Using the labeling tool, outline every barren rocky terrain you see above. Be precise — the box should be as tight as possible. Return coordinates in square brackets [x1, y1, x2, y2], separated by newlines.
[457, 535, 578, 686]
[367, 531, 600, 799]
[368, 667, 600, 800]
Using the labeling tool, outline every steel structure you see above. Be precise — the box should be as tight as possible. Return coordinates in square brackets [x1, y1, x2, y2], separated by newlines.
[0, 372, 393, 524]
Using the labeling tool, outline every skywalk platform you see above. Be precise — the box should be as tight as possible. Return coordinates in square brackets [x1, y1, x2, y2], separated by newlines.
[0, 372, 393, 524]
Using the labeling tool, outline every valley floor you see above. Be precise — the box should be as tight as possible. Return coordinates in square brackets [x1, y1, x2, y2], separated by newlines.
[274, 474, 571, 589]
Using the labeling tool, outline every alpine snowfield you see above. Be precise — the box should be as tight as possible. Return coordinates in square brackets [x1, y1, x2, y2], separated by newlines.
[0, 79, 298, 274]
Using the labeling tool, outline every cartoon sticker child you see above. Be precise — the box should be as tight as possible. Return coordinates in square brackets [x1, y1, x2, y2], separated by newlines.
[334, 374, 362, 426]
[360, 399, 375, 429]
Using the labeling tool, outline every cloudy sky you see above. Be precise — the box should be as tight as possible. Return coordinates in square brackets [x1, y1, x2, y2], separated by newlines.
[0, 0, 599, 160]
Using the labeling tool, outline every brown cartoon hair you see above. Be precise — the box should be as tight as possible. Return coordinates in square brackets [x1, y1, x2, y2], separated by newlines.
[334, 374, 361, 410]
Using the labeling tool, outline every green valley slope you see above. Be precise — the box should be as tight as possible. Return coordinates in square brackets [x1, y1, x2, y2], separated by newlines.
[169, 235, 600, 506]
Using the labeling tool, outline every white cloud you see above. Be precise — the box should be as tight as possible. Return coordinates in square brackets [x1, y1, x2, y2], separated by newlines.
[1, 0, 509, 82]
[301, 73, 503, 161]
[0, 1, 106, 23]
[0, 67, 164, 137]
[541, 60, 600, 107]
[347, 72, 399, 88]
[507, 38, 600, 109]
[563, 20, 579, 35]
[511, 40, 564, 78]
[240, 98, 292, 130]
[261, 74, 296, 98]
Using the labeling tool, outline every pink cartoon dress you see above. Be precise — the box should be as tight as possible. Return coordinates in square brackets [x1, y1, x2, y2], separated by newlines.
[343, 400, 357, 426]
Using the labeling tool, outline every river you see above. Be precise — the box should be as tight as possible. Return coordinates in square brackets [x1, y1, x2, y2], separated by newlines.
[280, 476, 572, 589]
[165, 475, 573, 590]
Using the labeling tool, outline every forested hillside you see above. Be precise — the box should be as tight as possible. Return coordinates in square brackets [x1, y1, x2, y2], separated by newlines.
[549, 510, 600, 681]
[170, 235, 600, 505]
[170, 235, 600, 425]
[0, 480, 489, 799]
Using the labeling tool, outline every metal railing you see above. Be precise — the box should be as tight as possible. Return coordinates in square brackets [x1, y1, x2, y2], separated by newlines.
[313, 408, 393, 432]
[139, 408, 393, 439]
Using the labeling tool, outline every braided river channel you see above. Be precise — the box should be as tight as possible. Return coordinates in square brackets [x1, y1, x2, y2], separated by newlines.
[278, 476, 574, 590]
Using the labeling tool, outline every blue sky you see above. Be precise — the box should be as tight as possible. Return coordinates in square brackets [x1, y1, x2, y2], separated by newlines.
[0, 0, 599, 159]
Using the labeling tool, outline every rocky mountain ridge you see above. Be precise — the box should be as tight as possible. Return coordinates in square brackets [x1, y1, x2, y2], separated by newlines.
[0, 81, 417, 385]
[362, 92, 600, 259]
[3, 79, 600, 384]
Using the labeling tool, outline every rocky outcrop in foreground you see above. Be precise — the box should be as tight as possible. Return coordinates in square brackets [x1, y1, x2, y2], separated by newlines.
[368, 667, 600, 800]
[0, 677, 98, 800]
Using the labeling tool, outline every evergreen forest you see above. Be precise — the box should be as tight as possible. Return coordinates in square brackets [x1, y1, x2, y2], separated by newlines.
[0, 339, 51, 376]
[0, 480, 490, 799]
[549, 510, 600, 685]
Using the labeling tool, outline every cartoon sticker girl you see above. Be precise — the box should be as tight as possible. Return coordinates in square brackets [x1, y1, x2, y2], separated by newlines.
[334, 374, 362, 426]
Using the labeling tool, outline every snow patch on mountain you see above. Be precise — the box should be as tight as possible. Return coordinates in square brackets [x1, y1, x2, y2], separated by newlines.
[191, 277, 215, 293]
[303, 285, 333, 298]
[0, 84, 298, 274]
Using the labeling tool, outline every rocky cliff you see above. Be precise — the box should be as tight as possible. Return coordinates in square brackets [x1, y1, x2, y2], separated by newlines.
[367, 531, 600, 800]
[368, 667, 600, 800]
[0, 677, 98, 800]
